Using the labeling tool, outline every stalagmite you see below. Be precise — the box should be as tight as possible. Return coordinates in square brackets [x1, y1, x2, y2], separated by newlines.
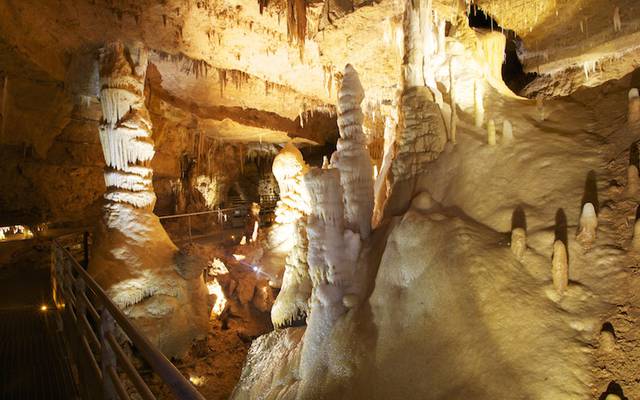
[474, 80, 484, 128]
[511, 227, 526, 261]
[88, 42, 208, 358]
[269, 143, 313, 328]
[551, 240, 569, 294]
[599, 325, 616, 352]
[503, 119, 513, 141]
[487, 119, 496, 145]
[613, 7, 621, 32]
[577, 202, 597, 246]
[628, 88, 640, 124]
[330, 64, 374, 239]
[625, 165, 639, 197]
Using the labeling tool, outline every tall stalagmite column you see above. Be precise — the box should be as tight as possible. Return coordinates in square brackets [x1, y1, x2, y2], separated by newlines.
[331, 64, 374, 239]
[269, 143, 313, 328]
[89, 42, 208, 358]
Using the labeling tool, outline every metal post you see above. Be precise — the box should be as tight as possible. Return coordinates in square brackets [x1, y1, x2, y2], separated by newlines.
[100, 308, 117, 400]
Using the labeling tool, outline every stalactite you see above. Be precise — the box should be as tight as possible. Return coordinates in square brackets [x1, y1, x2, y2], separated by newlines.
[286, 0, 307, 59]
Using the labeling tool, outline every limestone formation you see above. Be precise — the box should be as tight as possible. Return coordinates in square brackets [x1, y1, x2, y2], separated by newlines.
[510, 227, 526, 261]
[552, 240, 569, 294]
[487, 119, 496, 145]
[503, 119, 513, 141]
[330, 64, 374, 239]
[89, 42, 208, 358]
[577, 202, 597, 246]
[269, 142, 313, 328]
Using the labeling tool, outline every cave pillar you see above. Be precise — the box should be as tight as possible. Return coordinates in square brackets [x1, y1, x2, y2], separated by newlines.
[88, 42, 208, 358]
[269, 143, 313, 328]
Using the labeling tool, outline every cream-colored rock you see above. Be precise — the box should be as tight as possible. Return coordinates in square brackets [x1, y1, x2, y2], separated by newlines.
[89, 42, 208, 358]
[599, 328, 616, 352]
[269, 143, 313, 328]
[487, 119, 496, 146]
[552, 240, 569, 294]
[577, 202, 598, 246]
[502, 119, 513, 141]
[510, 227, 526, 261]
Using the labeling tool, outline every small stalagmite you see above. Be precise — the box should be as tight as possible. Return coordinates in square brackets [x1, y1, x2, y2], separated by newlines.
[599, 325, 616, 352]
[510, 227, 526, 261]
[503, 119, 513, 141]
[552, 240, 568, 294]
[487, 119, 496, 145]
[474, 80, 484, 128]
[613, 6, 621, 32]
[577, 202, 598, 246]
[629, 88, 640, 124]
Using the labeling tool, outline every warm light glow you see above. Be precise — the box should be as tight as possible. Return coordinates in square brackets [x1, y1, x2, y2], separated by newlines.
[40, 305, 48, 312]
[240, 236, 247, 245]
[373, 165, 379, 180]
[207, 278, 227, 317]
[208, 258, 229, 276]
[0, 225, 34, 241]
[189, 375, 206, 386]
[233, 254, 246, 261]
[251, 221, 259, 242]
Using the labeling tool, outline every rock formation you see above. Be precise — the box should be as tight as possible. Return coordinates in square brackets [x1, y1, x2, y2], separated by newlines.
[269, 142, 313, 328]
[551, 240, 569, 294]
[88, 42, 208, 358]
[330, 64, 374, 239]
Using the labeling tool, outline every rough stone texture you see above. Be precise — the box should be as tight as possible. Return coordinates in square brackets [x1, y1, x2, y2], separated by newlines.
[384, 86, 446, 217]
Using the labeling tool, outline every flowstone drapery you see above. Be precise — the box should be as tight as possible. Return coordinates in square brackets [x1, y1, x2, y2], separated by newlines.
[88, 42, 208, 358]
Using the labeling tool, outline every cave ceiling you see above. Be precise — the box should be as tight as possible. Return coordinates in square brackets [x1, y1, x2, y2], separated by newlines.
[0, 0, 638, 146]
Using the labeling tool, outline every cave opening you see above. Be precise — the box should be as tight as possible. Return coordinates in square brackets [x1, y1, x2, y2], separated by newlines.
[467, 6, 537, 95]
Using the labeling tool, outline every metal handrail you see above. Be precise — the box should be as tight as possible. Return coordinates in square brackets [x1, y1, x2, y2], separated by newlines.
[157, 206, 247, 220]
[52, 238, 206, 400]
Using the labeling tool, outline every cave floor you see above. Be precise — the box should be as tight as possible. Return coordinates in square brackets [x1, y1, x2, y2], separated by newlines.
[0, 259, 79, 400]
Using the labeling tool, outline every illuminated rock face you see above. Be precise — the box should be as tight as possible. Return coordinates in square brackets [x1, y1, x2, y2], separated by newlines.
[270, 143, 313, 328]
[89, 42, 208, 358]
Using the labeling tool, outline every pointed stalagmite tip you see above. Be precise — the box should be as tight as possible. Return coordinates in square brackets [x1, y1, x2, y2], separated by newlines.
[577, 202, 597, 246]
[552, 240, 568, 294]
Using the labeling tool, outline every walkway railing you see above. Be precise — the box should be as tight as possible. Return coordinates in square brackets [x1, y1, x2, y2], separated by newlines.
[51, 236, 206, 400]
[158, 206, 249, 242]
